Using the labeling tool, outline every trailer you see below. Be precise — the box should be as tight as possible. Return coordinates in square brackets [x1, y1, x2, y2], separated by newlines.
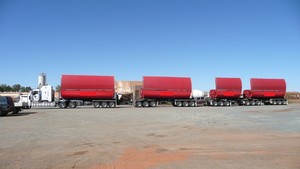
[207, 77, 242, 106]
[135, 76, 200, 107]
[242, 78, 288, 105]
[59, 75, 117, 108]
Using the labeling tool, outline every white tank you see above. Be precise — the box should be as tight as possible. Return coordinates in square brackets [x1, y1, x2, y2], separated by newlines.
[192, 90, 205, 98]
[38, 73, 46, 88]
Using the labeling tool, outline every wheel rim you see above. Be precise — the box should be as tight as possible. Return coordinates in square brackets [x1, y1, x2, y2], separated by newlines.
[59, 102, 66, 108]
[94, 102, 100, 108]
[142, 101, 149, 107]
[213, 102, 217, 106]
[69, 102, 75, 108]
[189, 102, 195, 107]
[150, 101, 156, 107]
[136, 101, 142, 107]
[177, 102, 182, 107]
[183, 102, 188, 107]
[101, 102, 108, 108]
[109, 102, 115, 108]
[246, 101, 250, 106]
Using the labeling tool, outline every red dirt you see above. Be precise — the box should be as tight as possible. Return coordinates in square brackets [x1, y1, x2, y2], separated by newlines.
[90, 146, 190, 169]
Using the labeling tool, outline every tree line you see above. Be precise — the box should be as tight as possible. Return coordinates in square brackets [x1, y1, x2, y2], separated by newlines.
[0, 84, 32, 92]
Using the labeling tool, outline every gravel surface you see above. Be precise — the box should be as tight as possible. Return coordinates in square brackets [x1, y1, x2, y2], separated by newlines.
[0, 104, 300, 169]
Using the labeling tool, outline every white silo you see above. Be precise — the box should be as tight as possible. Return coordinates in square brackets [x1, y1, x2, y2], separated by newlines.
[38, 73, 46, 88]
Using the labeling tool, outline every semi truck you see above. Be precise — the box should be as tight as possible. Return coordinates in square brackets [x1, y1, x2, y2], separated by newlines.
[134, 76, 205, 107]
[31, 85, 54, 102]
[57, 74, 288, 108]
[242, 78, 288, 105]
[207, 77, 242, 106]
[58, 75, 117, 108]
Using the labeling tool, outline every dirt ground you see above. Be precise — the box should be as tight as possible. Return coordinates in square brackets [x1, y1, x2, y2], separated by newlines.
[0, 104, 300, 169]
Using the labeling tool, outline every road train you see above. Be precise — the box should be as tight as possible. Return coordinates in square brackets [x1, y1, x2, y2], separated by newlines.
[57, 75, 288, 108]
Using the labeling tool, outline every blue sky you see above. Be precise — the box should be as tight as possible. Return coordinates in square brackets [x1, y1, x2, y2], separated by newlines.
[0, 0, 299, 91]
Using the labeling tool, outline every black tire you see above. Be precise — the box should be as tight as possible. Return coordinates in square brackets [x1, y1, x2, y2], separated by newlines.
[142, 101, 149, 107]
[135, 101, 142, 107]
[93, 102, 100, 108]
[224, 101, 230, 106]
[13, 108, 21, 114]
[0, 109, 8, 116]
[101, 102, 108, 108]
[69, 102, 77, 108]
[183, 101, 188, 107]
[218, 101, 224, 106]
[176, 101, 182, 107]
[213, 101, 218, 107]
[189, 101, 195, 107]
[59, 102, 67, 108]
[149, 101, 156, 107]
[109, 102, 116, 108]
[256, 101, 261, 106]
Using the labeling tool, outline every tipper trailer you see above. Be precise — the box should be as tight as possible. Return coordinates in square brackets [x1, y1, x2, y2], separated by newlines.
[135, 76, 204, 107]
[242, 78, 288, 105]
[207, 77, 242, 106]
[59, 75, 117, 108]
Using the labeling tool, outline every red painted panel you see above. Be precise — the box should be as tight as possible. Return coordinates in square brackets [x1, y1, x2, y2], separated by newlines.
[209, 77, 242, 99]
[61, 75, 115, 100]
[141, 76, 192, 99]
[246, 78, 286, 99]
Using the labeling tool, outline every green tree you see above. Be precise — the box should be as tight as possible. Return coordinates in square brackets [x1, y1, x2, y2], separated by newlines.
[25, 86, 32, 92]
[55, 85, 61, 92]
[12, 84, 21, 92]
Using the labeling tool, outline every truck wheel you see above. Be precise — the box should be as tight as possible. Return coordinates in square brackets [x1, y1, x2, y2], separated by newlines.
[149, 101, 156, 107]
[256, 101, 261, 106]
[277, 100, 282, 105]
[182, 101, 188, 107]
[59, 102, 67, 108]
[188, 101, 195, 107]
[176, 101, 182, 107]
[213, 101, 218, 106]
[93, 102, 100, 108]
[224, 101, 230, 106]
[142, 101, 149, 107]
[218, 101, 224, 106]
[135, 101, 142, 107]
[69, 102, 77, 108]
[250, 101, 255, 106]
[109, 102, 116, 108]
[101, 102, 108, 108]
